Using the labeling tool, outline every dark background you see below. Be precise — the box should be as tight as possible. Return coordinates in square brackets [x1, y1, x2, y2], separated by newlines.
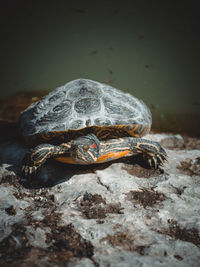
[1, 0, 200, 135]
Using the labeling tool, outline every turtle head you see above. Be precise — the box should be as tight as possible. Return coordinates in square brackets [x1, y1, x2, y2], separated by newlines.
[70, 134, 100, 164]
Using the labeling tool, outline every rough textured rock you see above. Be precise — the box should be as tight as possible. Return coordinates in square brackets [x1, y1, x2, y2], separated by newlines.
[0, 133, 200, 266]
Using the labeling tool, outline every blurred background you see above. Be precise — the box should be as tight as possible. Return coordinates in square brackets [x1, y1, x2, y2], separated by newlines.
[0, 0, 200, 136]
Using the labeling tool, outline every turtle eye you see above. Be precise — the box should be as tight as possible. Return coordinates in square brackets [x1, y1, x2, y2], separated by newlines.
[83, 145, 90, 152]
[83, 143, 97, 151]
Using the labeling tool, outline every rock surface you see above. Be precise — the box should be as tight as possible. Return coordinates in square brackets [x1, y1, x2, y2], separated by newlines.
[0, 132, 200, 266]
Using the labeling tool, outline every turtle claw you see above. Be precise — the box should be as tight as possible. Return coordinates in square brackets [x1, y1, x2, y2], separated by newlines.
[154, 158, 158, 169]
[146, 150, 167, 169]
[21, 155, 41, 179]
[147, 158, 153, 168]
[157, 154, 164, 166]
[147, 156, 157, 169]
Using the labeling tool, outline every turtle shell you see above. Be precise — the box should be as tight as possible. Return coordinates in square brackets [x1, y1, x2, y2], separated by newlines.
[19, 79, 152, 145]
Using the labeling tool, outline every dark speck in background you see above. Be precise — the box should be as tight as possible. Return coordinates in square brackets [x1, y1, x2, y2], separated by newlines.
[89, 50, 98, 55]
[74, 8, 87, 14]
[145, 65, 153, 69]
[112, 9, 119, 15]
[108, 69, 113, 75]
[109, 47, 114, 52]
[138, 35, 145, 40]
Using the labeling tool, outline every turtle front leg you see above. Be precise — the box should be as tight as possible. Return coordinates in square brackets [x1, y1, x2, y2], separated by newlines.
[128, 137, 167, 168]
[97, 137, 167, 169]
[21, 143, 71, 179]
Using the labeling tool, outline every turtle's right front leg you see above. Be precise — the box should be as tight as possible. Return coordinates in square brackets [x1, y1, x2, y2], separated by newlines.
[21, 143, 71, 179]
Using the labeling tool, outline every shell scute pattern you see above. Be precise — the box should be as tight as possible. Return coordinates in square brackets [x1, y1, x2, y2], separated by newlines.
[19, 79, 152, 141]
[74, 97, 101, 114]
[94, 118, 111, 126]
[69, 120, 83, 130]
[37, 100, 72, 126]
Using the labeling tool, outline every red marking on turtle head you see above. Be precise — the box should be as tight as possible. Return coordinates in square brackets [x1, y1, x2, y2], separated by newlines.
[90, 144, 97, 148]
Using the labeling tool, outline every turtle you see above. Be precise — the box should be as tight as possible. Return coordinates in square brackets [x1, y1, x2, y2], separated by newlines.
[19, 78, 167, 179]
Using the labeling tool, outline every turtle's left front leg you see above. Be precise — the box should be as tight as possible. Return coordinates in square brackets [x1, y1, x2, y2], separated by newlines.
[97, 137, 167, 168]
[128, 137, 167, 168]
[21, 143, 71, 179]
